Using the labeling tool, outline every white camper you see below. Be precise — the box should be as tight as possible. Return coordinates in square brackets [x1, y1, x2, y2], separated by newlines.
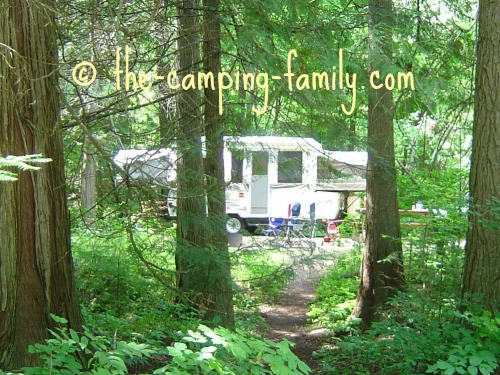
[113, 136, 366, 232]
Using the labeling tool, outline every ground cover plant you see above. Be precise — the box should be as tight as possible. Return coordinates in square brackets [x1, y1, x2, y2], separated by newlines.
[2, 215, 304, 374]
[309, 213, 500, 375]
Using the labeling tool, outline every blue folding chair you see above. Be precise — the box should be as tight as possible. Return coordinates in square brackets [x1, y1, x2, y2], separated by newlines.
[263, 217, 285, 236]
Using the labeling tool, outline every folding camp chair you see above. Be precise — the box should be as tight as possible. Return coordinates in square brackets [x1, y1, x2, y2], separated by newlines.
[263, 217, 285, 236]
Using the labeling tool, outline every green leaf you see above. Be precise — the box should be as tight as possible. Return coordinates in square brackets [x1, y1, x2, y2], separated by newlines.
[107, 355, 128, 373]
[478, 364, 494, 375]
[470, 355, 483, 367]
[200, 346, 217, 353]
[69, 329, 80, 344]
[51, 314, 68, 324]
[0, 171, 18, 181]
[80, 335, 89, 350]
[92, 368, 113, 375]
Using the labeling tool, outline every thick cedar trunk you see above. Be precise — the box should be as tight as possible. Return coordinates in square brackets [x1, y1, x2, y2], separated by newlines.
[174, 0, 234, 327]
[352, 0, 404, 327]
[461, 0, 500, 314]
[0, 0, 83, 369]
[202, 0, 235, 327]
[174, 0, 211, 310]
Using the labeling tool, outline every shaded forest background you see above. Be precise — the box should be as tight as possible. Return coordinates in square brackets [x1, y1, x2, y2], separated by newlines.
[0, 0, 498, 374]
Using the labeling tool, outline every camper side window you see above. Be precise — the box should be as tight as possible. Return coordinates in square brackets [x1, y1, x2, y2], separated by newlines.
[231, 154, 243, 183]
[278, 151, 302, 183]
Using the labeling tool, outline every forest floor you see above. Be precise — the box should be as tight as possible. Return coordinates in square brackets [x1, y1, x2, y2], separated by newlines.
[254, 238, 355, 373]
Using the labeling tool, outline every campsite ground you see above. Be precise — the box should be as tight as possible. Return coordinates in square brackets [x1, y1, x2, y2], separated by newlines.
[240, 236, 355, 372]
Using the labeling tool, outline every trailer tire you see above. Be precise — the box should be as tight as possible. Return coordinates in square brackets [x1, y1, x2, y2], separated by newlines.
[226, 215, 245, 234]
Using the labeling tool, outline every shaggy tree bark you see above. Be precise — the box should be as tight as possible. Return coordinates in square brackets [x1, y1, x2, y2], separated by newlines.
[174, 0, 234, 327]
[174, 0, 224, 323]
[352, 0, 405, 327]
[0, 0, 83, 369]
[461, 0, 500, 315]
[202, 0, 235, 327]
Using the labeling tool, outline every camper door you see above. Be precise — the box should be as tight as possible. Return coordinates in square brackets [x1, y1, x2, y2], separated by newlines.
[250, 151, 269, 215]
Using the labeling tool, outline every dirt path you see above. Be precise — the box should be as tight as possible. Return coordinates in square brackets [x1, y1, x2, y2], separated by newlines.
[258, 243, 349, 372]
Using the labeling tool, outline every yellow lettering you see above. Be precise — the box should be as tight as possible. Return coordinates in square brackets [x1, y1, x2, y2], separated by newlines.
[139, 72, 153, 90]
[385, 74, 395, 90]
[181, 74, 196, 90]
[167, 71, 180, 89]
[253, 73, 269, 115]
[284, 49, 297, 91]
[124, 45, 138, 91]
[218, 72, 233, 115]
[342, 72, 357, 115]
[296, 74, 310, 90]
[398, 71, 415, 90]
[370, 70, 383, 89]
[312, 72, 329, 90]
[198, 72, 215, 90]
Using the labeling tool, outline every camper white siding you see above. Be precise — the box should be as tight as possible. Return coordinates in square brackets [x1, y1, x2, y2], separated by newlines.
[113, 136, 366, 227]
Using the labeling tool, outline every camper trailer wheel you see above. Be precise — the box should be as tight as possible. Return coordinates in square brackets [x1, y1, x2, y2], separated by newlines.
[226, 216, 244, 234]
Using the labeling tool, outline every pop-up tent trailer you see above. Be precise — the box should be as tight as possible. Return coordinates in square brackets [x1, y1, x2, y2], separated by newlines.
[113, 136, 367, 232]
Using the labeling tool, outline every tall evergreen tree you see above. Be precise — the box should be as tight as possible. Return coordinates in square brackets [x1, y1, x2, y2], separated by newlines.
[461, 0, 500, 315]
[0, 0, 83, 368]
[174, 0, 234, 327]
[352, 0, 405, 327]
[174, 0, 207, 298]
[202, 0, 234, 327]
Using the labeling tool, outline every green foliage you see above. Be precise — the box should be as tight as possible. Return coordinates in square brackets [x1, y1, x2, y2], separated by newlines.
[72, 215, 294, 343]
[21, 315, 154, 375]
[310, 220, 497, 375]
[316, 291, 446, 374]
[154, 325, 310, 375]
[426, 310, 500, 375]
[307, 247, 361, 334]
[231, 249, 294, 332]
[13, 317, 309, 375]
[71, 217, 196, 340]
[232, 250, 293, 307]
[337, 214, 363, 238]
[0, 154, 52, 182]
[314, 291, 500, 375]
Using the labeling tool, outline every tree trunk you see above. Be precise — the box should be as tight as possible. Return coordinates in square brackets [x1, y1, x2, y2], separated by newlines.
[352, 0, 405, 327]
[174, 0, 212, 314]
[202, 0, 235, 327]
[461, 0, 500, 315]
[158, 58, 177, 146]
[81, 140, 97, 226]
[0, 0, 83, 369]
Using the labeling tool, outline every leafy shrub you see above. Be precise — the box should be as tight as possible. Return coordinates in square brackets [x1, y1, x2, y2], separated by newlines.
[426, 310, 500, 375]
[314, 292, 500, 375]
[231, 249, 294, 331]
[71, 219, 188, 340]
[337, 214, 362, 238]
[19, 315, 154, 375]
[307, 247, 361, 334]
[154, 325, 310, 375]
[8, 316, 310, 375]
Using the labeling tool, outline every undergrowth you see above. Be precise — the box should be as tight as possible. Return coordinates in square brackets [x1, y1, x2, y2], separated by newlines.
[309, 231, 500, 375]
[307, 246, 362, 335]
[3, 217, 301, 374]
[0, 315, 310, 375]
